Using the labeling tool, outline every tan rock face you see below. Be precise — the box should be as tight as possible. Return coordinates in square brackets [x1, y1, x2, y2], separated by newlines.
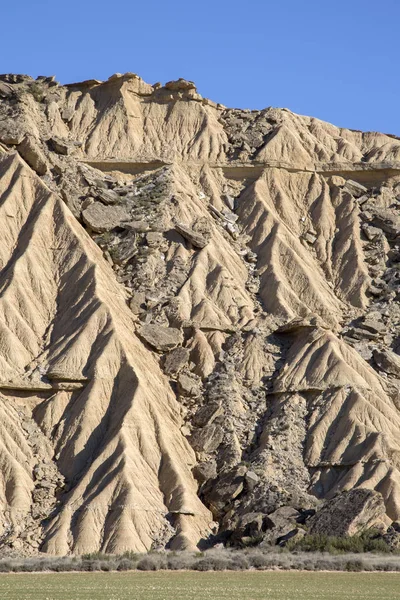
[1, 72, 400, 554]
[308, 490, 387, 536]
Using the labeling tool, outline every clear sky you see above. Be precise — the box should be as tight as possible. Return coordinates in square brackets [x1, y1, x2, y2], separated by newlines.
[3, 0, 399, 134]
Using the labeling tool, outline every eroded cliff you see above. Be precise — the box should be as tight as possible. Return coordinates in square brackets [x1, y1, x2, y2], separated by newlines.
[0, 72, 400, 553]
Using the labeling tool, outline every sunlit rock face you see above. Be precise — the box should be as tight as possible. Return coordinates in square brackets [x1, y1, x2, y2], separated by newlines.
[0, 71, 400, 554]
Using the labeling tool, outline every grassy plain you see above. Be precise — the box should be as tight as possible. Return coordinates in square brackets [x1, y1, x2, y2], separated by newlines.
[0, 571, 399, 600]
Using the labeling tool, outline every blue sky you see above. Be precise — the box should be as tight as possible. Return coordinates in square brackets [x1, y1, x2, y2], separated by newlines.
[3, 0, 399, 134]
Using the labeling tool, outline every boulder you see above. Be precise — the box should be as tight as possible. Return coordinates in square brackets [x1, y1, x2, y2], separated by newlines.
[193, 402, 223, 427]
[122, 220, 150, 233]
[129, 292, 147, 315]
[223, 194, 235, 210]
[189, 423, 224, 454]
[81, 202, 130, 233]
[308, 489, 386, 536]
[245, 471, 260, 491]
[349, 318, 387, 341]
[373, 349, 400, 378]
[138, 324, 183, 352]
[221, 210, 238, 224]
[163, 347, 190, 375]
[370, 207, 400, 239]
[267, 506, 300, 529]
[177, 372, 202, 397]
[245, 250, 257, 263]
[109, 232, 137, 264]
[232, 512, 270, 543]
[302, 231, 317, 245]
[362, 224, 382, 241]
[206, 465, 247, 515]
[349, 326, 379, 340]
[61, 107, 74, 122]
[359, 318, 387, 335]
[174, 221, 209, 249]
[50, 136, 81, 156]
[96, 188, 121, 205]
[225, 222, 239, 238]
[235, 506, 299, 546]
[18, 135, 48, 175]
[192, 460, 217, 484]
[343, 179, 368, 198]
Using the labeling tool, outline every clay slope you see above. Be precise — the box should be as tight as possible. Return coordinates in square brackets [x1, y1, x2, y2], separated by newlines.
[0, 151, 211, 554]
[0, 72, 400, 553]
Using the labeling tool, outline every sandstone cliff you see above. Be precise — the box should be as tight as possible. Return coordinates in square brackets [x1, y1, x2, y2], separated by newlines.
[0, 72, 400, 553]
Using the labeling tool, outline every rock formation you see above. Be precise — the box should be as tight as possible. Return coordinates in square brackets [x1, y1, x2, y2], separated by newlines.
[0, 71, 400, 553]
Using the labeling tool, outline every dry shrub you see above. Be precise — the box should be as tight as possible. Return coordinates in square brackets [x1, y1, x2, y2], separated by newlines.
[0, 562, 12, 573]
[1, 548, 400, 573]
[246, 552, 272, 569]
[81, 559, 102, 572]
[167, 553, 196, 570]
[286, 532, 390, 554]
[99, 560, 118, 571]
[194, 556, 231, 571]
[137, 554, 167, 571]
[116, 558, 135, 571]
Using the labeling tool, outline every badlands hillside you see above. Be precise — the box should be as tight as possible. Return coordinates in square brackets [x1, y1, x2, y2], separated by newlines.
[0, 72, 400, 555]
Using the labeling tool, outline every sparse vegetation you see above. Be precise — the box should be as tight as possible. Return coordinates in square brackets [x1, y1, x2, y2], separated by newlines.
[286, 531, 392, 554]
[26, 82, 46, 102]
[0, 546, 399, 573]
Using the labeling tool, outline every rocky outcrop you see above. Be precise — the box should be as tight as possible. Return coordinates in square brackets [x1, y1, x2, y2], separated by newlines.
[308, 490, 387, 536]
[1, 71, 400, 554]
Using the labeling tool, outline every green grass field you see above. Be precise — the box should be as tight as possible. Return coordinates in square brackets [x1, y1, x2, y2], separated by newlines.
[0, 571, 399, 600]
